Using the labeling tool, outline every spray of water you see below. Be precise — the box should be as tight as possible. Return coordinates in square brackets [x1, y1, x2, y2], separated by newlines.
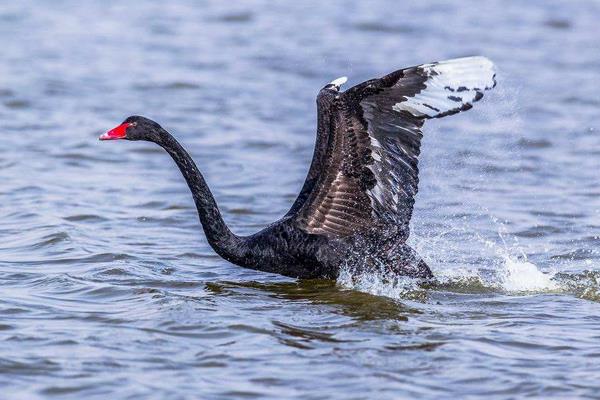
[337, 259, 423, 300]
[337, 218, 560, 300]
[337, 72, 598, 301]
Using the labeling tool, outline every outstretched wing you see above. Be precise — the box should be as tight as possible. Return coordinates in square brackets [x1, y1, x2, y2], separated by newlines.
[285, 77, 348, 216]
[294, 56, 496, 237]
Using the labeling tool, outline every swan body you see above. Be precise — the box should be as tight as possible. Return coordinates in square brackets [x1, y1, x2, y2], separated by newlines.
[100, 56, 496, 280]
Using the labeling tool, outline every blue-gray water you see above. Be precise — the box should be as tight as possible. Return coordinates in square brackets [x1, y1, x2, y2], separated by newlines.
[1, 1, 599, 399]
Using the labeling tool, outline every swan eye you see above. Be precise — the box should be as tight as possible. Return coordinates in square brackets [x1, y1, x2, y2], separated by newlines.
[129, 122, 137, 127]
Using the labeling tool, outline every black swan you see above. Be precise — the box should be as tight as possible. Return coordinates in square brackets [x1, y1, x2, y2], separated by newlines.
[100, 56, 496, 280]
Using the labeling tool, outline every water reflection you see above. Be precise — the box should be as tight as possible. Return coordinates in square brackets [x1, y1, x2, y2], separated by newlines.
[206, 279, 418, 321]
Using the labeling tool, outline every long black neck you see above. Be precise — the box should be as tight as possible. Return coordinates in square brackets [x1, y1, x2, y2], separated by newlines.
[154, 129, 246, 263]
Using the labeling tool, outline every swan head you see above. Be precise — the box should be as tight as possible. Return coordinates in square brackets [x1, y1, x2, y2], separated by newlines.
[100, 115, 163, 142]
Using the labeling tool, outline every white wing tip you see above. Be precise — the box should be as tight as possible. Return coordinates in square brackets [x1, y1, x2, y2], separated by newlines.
[434, 56, 496, 77]
[329, 76, 348, 87]
[393, 56, 497, 118]
[438, 55, 495, 67]
[428, 56, 497, 90]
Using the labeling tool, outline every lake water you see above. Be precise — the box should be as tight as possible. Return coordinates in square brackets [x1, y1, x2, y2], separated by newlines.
[1, 1, 599, 398]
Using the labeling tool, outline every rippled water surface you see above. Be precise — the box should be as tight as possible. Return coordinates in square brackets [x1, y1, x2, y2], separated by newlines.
[1, 1, 600, 398]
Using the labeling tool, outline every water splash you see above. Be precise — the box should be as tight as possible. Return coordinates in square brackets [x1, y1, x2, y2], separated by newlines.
[338, 252, 560, 300]
[500, 257, 557, 292]
[339, 215, 561, 299]
[430, 254, 558, 295]
[337, 260, 424, 300]
[479, 216, 558, 293]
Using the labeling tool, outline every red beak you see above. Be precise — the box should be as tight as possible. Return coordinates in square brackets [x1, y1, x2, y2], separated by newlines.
[99, 123, 130, 140]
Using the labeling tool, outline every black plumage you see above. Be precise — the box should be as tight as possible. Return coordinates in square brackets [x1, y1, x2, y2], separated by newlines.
[101, 56, 496, 280]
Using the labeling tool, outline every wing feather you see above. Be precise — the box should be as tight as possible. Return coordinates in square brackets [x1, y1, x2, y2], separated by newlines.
[295, 56, 496, 238]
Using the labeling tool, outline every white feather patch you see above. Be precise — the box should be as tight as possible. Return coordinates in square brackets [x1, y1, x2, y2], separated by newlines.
[329, 76, 348, 87]
[392, 56, 496, 118]
[367, 135, 396, 210]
